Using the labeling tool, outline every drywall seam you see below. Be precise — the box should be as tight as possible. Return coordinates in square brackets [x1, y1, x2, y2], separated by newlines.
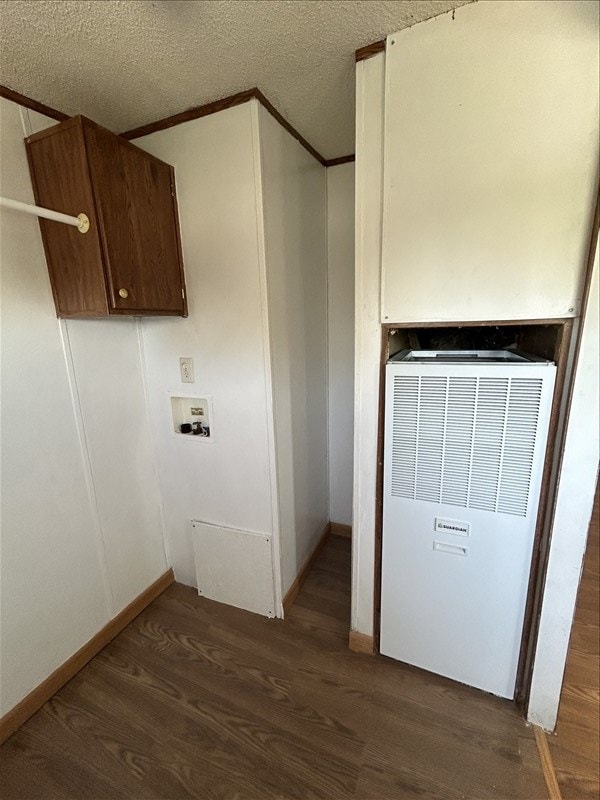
[17, 102, 113, 621]
[325, 158, 331, 524]
[250, 98, 284, 617]
[58, 320, 115, 618]
[135, 318, 171, 567]
[18, 105, 31, 136]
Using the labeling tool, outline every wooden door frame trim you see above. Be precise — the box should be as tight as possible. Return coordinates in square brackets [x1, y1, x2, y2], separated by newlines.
[355, 40, 386, 62]
[373, 326, 389, 655]
[514, 318, 573, 703]
[0, 568, 174, 745]
[1, 84, 356, 169]
[120, 87, 336, 168]
[252, 88, 326, 166]
[372, 317, 576, 709]
[519, 195, 600, 710]
[386, 317, 569, 329]
[323, 154, 356, 168]
[119, 88, 257, 141]
[0, 84, 69, 122]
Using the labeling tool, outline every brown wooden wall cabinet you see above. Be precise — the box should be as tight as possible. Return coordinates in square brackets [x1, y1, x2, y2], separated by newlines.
[26, 116, 187, 318]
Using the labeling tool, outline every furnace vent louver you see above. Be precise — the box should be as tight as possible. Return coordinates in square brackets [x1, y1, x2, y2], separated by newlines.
[382, 350, 556, 698]
[391, 374, 544, 517]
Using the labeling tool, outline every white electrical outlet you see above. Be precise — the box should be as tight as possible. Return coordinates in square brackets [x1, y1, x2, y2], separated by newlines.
[179, 357, 194, 383]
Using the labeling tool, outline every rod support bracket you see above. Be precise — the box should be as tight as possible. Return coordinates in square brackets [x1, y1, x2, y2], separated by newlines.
[77, 213, 90, 234]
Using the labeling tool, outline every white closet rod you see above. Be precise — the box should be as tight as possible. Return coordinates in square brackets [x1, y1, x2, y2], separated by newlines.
[0, 196, 90, 233]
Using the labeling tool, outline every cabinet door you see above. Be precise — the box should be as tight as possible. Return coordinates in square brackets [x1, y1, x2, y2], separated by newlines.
[26, 119, 108, 317]
[83, 120, 186, 315]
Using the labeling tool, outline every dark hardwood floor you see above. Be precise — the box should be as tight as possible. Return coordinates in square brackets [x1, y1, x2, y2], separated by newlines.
[0, 534, 548, 799]
[546, 488, 599, 800]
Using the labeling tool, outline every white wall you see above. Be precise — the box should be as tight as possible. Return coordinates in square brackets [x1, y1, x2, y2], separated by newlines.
[352, 0, 599, 730]
[327, 163, 355, 527]
[65, 319, 167, 611]
[381, 0, 599, 324]
[1, 91, 332, 721]
[136, 100, 330, 605]
[0, 99, 167, 716]
[529, 241, 599, 730]
[134, 102, 280, 598]
[352, 52, 386, 637]
[258, 105, 328, 595]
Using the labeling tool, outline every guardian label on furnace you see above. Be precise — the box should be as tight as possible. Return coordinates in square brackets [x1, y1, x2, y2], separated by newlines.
[434, 517, 470, 536]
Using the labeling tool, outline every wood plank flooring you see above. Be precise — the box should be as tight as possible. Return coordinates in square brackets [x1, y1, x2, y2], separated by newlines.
[546, 488, 599, 800]
[0, 535, 548, 799]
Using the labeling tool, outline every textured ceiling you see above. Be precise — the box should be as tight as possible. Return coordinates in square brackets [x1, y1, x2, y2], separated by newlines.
[0, 0, 471, 158]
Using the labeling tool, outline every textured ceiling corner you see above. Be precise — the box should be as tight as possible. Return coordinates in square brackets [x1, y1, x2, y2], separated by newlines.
[0, 0, 472, 159]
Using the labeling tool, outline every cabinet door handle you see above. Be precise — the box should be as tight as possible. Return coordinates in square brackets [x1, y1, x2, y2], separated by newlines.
[118, 288, 129, 299]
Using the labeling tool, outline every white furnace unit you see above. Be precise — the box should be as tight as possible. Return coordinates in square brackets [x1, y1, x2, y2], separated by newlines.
[380, 350, 556, 699]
